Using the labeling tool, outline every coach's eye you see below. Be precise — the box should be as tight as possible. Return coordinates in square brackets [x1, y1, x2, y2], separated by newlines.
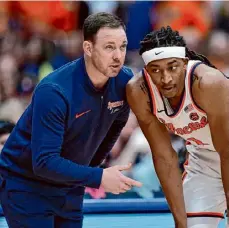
[106, 45, 114, 50]
[120, 45, 127, 51]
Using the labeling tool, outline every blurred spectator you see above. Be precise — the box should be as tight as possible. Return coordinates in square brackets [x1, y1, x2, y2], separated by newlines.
[206, 30, 229, 75]
[215, 2, 229, 34]
[0, 98, 25, 123]
[0, 54, 19, 101]
[0, 2, 10, 34]
[0, 120, 15, 152]
[152, 1, 212, 49]
[9, 1, 80, 37]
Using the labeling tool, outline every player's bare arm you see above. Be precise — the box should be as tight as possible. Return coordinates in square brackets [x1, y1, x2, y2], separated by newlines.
[126, 73, 187, 228]
[193, 64, 229, 215]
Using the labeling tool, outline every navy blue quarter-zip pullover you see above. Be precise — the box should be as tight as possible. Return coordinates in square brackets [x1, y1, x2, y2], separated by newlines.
[0, 57, 133, 192]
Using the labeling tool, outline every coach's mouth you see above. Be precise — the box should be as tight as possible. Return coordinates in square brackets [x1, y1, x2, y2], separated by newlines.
[110, 64, 120, 68]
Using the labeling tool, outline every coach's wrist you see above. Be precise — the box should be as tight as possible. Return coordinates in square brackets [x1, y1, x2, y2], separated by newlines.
[86, 167, 103, 189]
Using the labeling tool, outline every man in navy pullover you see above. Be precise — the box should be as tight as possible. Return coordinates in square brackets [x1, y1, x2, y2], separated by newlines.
[0, 12, 142, 228]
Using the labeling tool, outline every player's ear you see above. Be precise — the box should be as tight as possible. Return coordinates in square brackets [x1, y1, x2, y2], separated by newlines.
[83, 41, 93, 57]
[183, 57, 189, 69]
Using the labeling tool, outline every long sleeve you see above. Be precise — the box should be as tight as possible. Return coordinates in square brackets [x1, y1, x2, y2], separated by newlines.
[90, 103, 130, 167]
[31, 85, 103, 188]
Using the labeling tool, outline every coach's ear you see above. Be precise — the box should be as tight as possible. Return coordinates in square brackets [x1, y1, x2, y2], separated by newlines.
[83, 41, 92, 57]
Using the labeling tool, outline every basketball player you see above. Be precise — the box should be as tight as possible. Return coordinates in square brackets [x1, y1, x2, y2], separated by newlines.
[0, 12, 142, 228]
[126, 26, 229, 228]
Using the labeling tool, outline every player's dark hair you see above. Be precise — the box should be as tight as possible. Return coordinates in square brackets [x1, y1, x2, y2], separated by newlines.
[139, 26, 216, 69]
[83, 12, 126, 42]
[0, 120, 15, 136]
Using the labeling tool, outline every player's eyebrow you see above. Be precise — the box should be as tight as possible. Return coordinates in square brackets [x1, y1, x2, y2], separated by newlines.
[148, 59, 178, 68]
[167, 60, 177, 65]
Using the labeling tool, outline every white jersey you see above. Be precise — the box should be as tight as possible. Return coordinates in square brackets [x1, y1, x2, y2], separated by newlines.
[143, 60, 216, 152]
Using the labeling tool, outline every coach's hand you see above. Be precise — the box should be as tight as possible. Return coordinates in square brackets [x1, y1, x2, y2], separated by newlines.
[100, 163, 142, 194]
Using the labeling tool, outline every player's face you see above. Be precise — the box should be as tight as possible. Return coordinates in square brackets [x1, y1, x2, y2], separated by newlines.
[0, 133, 9, 152]
[90, 27, 127, 77]
[146, 58, 188, 98]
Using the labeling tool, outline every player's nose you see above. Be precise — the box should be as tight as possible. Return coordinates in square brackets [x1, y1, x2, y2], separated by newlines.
[162, 70, 172, 84]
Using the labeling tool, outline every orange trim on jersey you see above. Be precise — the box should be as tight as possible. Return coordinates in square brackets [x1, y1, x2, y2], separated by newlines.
[182, 171, 187, 182]
[188, 64, 206, 114]
[187, 212, 224, 218]
[143, 68, 157, 115]
[155, 82, 186, 119]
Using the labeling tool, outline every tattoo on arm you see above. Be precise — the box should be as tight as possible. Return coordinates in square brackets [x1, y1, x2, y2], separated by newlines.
[193, 73, 202, 89]
[193, 73, 198, 82]
[140, 82, 148, 94]
[139, 81, 152, 111]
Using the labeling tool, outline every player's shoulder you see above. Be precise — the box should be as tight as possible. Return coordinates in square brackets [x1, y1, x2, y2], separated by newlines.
[126, 70, 148, 106]
[126, 70, 153, 120]
[193, 62, 226, 89]
[126, 70, 145, 95]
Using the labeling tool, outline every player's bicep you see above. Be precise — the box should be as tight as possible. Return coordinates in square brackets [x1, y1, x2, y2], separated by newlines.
[207, 113, 229, 155]
[195, 69, 229, 155]
[137, 112, 174, 158]
[31, 86, 68, 162]
[126, 78, 174, 158]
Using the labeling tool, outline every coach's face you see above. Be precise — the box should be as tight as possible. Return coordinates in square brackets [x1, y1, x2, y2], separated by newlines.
[146, 57, 188, 99]
[90, 27, 127, 77]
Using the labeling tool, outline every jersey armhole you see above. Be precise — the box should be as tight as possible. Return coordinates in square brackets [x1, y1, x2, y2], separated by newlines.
[189, 62, 206, 113]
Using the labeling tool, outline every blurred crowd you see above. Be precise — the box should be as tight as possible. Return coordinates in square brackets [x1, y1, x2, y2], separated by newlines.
[0, 1, 229, 200]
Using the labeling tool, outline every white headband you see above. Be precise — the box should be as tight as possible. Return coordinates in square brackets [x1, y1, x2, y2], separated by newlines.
[141, 46, 186, 65]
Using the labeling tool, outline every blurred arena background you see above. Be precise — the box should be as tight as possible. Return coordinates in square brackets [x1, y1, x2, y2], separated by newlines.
[0, 1, 228, 227]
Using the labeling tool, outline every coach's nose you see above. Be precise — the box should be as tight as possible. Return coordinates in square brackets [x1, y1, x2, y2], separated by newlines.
[113, 49, 122, 60]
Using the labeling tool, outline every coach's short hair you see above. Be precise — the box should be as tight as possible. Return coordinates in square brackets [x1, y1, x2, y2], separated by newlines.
[83, 12, 126, 42]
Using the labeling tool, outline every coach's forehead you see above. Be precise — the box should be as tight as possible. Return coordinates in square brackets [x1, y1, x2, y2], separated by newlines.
[95, 27, 127, 43]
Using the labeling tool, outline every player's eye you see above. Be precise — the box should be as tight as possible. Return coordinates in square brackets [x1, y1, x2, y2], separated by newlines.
[152, 69, 160, 73]
[170, 66, 177, 71]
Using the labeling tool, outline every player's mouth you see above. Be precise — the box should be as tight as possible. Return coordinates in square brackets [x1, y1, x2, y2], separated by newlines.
[161, 85, 176, 95]
[162, 85, 175, 91]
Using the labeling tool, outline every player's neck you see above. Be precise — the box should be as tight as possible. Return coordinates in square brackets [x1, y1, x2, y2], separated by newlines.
[168, 96, 182, 110]
[167, 81, 185, 110]
[84, 57, 109, 89]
